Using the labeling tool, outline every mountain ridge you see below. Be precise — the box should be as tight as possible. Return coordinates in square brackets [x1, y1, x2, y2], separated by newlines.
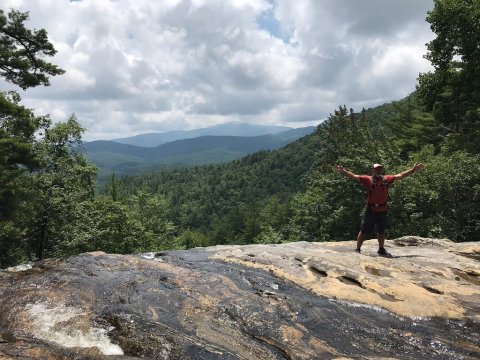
[111, 122, 295, 147]
[83, 126, 315, 176]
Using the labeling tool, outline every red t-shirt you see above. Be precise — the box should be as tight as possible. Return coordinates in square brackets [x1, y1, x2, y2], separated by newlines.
[358, 175, 395, 212]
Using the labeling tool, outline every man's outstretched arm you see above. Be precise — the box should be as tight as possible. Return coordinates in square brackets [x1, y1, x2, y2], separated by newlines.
[393, 163, 425, 180]
[335, 164, 361, 180]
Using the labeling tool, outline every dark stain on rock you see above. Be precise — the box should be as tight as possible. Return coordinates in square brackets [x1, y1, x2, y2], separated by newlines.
[428, 270, 447, 278]
[394, 237, 420, 247]
[452, 269, 480, 286]
[455, 252, 480, 262]
[365, 266, 391, 277]
[377, 292, 401, 302]
[421, 285, 444, 295]
[0, 329, 16, 343]
[339, 275, 364, 288]
[308, 265, 327, 278]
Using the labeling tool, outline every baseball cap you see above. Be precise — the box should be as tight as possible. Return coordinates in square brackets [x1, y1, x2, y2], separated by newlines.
[373, 163, 383, 169]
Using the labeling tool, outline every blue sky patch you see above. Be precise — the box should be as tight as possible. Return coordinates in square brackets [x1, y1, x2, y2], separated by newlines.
[256, 2, 291, 42]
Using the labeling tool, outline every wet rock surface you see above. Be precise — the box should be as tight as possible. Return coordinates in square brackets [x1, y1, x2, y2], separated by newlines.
[0, 237, 479, 359]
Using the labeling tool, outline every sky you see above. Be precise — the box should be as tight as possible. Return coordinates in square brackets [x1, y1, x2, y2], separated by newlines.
[2, 0, 435, 141]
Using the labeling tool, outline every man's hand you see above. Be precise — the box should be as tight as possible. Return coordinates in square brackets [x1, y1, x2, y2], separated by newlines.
[413, 163, 425, 172]
[335, 164, 359, 179]
[394, 162, 426, 180]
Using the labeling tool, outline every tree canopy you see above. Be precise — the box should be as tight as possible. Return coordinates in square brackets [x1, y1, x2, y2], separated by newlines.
[1, 9, 65, 223]
[0, 9, 64, 89]
[417, 0, 480, 153]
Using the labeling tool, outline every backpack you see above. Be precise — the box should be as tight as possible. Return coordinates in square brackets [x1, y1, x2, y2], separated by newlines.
[365, 175, 390, 204]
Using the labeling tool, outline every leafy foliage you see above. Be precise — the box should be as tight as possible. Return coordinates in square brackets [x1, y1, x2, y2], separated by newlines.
[109, 133, 319, 246]
[364, 95, 438, 157]
[0, 9, 64, 89]
[65, 196, 147, 255]
[387, 147, 480, 241]
[0, 8, 66, 267]
[0, 91, 44, 221]
[22, 116, 97, 260]
[417, 0, 480, 153]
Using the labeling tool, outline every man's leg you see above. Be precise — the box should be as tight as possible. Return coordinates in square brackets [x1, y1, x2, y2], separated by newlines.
[357, 208, 373, 252]
[356, 231, 365, 251]
[376, 212, 388, 251]
[377, 232, 385, 249]
[377, 232, 391, 256]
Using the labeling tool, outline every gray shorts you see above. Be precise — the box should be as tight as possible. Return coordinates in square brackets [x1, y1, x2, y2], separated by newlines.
[361, 208, 388, 234]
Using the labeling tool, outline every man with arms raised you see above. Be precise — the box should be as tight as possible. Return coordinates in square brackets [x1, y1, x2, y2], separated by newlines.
[335, 163, 425, 257]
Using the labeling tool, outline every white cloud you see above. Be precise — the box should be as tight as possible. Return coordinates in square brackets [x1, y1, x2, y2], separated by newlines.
[1, 0, 435, 140]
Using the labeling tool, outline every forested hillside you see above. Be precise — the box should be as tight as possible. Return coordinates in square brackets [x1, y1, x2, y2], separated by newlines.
[83, 127, 315, 178]
[1, 0, 479, 268]
[107, 129, 321, 246]
[108, 94, 479, 247]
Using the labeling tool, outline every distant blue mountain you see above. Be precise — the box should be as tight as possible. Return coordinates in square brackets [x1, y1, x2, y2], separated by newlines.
[111, 122, 293, 147]
[83, 126, 315, 177]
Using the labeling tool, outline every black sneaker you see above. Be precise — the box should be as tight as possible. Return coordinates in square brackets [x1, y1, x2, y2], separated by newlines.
[355, 248, 361, 254]
[377, 248, 392, 257]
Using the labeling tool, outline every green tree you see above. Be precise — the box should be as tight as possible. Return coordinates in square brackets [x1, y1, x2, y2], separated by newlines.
[21, 116, 97, 260]
[0, 8, 64, 267]
[317, 106, 401, 169]
[127, 191, 176, 250]
[368, 95, 438, 157]
[0, 9, 65, 217]
[176, 229, 211, 249]
[0, 91, 48, 221]
[417, 0, 480, 152]
[0, 9, 64, 89]
[65, 196, 145, 255]
[387, 146, 480, 241]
